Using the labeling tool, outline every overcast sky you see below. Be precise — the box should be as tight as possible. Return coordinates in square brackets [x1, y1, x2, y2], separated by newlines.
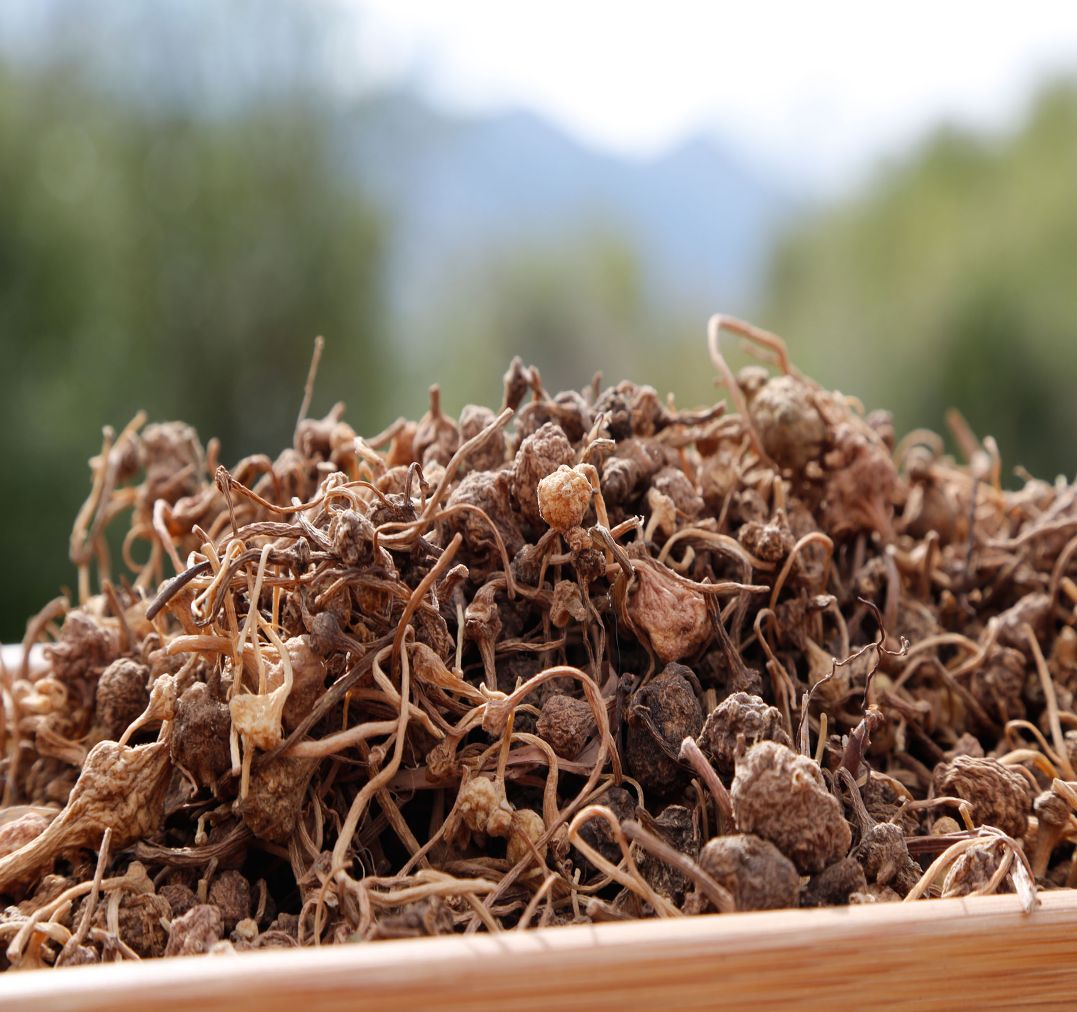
[350, 1, 1077, 190]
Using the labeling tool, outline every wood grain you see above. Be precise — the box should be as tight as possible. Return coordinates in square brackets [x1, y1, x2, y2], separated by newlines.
[3, 890, 1076, 1011]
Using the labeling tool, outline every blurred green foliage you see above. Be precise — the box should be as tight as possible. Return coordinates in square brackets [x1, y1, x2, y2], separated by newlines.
[761, 80, 1077, 481]
[0, 58, 386, 640]
[402, 230, 705, 415]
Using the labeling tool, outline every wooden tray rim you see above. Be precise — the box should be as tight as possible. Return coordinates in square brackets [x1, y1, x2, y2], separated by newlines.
[3, 889, 1077, 1010]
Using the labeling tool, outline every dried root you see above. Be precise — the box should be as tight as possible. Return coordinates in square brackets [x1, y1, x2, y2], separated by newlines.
[2, 315, 1073, 967]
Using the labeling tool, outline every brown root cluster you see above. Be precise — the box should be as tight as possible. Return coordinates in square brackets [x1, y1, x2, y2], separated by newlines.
[1, 314, 1074, 969]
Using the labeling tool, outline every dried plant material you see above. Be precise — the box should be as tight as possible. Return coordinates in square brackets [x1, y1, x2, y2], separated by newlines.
[3, 313, 1074, 967]
[626, 564, 710, 663]
[850, 883, 903, 904]
[506, 809, 547, 866]
[537, 695, 596, 759]
[625, 664, 703, 796]
[933, 756, 1033, 840]
[229, 693, 285, 752]
[801, 857, 868, 907]
[273, 637, 327, 731]
[446, 470, 524, 574]
[159, 882, 196, 919]
[853, 822, 922, 897]
[94, 659, 150, 741]
[0, 740, 170, 891]
[537, 465, 593, 533]
[749, 375, 826, 472]
[101, 892, 171, 957]
[139, 421, 204, 506]
[208, 870, 251, 932]
[941, 839, 1009, 898]
[698, 692, 791, 777]
[44, 611, 117, 690]
[458, 404, 506, 472]
[549, 581, 588, 628]
[574, 787, 637, 877]
[458, 776, 503, 834]
[731, 741, 852, 873]
[697, 833, 800, 911]
[414, 386, 460, 467]
[1031, 790, 1070, 878]
[165, 904, 223, 957]
[0, 812, 52, 860]
[818, 423, 898, 538]
[366, 897, 454, 940]
[512, 422, 575, 529]
[631, 806, 700, 904]
[170, 683, 231, 791]
[236, 756, 313, 843]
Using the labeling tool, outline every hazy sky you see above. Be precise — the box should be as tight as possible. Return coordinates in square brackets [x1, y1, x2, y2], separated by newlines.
[351, 1, 1077, 189]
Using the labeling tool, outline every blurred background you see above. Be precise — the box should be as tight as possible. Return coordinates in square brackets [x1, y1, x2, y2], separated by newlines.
[3, 0, 1077, 639]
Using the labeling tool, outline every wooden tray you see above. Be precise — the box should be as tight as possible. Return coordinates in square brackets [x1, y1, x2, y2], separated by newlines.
[3, 890, 1076, 1011]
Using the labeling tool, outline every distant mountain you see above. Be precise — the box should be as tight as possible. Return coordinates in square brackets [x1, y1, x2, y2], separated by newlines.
[337, 91, 804, 319]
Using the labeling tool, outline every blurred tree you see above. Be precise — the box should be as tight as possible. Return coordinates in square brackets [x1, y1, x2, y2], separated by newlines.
[401, 229, 707, 417]
[761, 79, 1077, 481]
[0, 56, 386, 640]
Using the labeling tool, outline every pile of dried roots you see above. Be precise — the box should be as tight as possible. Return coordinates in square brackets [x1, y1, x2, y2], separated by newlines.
[2, 316, 1075, 969]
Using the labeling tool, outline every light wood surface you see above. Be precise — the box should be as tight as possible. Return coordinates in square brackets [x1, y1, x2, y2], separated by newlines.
[3, 889, 1076, 1011]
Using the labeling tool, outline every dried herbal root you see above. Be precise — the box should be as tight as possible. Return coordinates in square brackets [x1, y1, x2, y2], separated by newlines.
[801, 857, 868, 907]
[932, 756, 1033, 840]
[165, 904, 223, 957]
[698, 691, 791, 777]
[0, 741, 171, 892]
[731, 741, 852, 874]
[2, 313, 1074, 967]
[629, 806, 701, 905]
[537, 695, 596, 759]
[625, 664, 703, 797]
[696, 834, 800, 911]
